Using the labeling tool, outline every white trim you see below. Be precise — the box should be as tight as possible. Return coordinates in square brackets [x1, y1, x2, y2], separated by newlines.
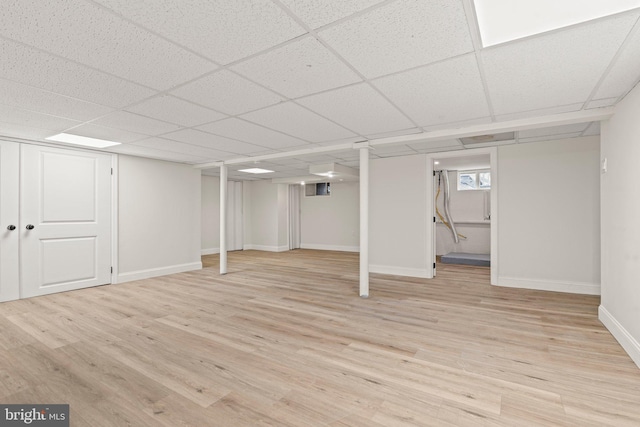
[243, 244, 289, 252]
[300, 244, 359, 252]
[110, 154, 119, 284]
[599, 305, 640, 369]
[497, 276, 600, 295]
[201, 247, 220, 255]
[117, 262, 202, 284]
[370, 265, 430, 278]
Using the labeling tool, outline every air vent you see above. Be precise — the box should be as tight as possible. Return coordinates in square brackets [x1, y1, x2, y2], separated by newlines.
[459, 132, 515, 145]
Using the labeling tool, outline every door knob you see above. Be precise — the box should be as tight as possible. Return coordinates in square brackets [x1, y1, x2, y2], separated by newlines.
[7, 225, 16, 231]
[26, 224, 35, 230]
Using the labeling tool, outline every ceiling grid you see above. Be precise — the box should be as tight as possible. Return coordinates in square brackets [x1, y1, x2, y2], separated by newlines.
[0, 0, 638, 177]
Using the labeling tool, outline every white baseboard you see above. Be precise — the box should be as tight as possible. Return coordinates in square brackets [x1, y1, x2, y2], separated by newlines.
[300, 243, 359, 252]
[497, 276, 600, 295]
[599, 305, 640, 369]
[243, 244, 289, 252]
[116, 262, 202, 284]
[201, 247, 220, 255]
[370, 264, 430, 278]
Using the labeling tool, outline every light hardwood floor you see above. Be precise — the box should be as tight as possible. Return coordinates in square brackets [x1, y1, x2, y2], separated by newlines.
[1, 250, 639, 426]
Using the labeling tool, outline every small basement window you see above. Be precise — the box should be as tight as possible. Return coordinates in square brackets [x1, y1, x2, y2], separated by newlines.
[458, 170, 490, 191]
[305, 182, 331, 197]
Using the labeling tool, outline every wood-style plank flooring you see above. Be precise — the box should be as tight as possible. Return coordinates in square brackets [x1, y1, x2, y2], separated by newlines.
[1, 250, 639, 426]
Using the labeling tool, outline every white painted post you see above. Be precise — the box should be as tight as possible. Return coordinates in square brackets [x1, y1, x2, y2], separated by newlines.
[359, 145, 369, 297]
[220, 164, 227, 275]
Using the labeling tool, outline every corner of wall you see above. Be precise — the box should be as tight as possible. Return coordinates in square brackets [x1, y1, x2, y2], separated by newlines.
[599, 305, 640, 368]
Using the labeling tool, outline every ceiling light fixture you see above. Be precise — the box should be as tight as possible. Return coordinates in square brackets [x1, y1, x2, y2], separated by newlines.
[238, 168, 274, 174]
[459, 131, 515, 145]
[474, 0, 640, 47]
[45, 133, 121, 148]
[309, 163, 358, 178]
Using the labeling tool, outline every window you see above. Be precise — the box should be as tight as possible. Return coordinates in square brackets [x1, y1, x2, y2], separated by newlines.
[304, 182, 331, 197]
[458, 170, 490, 191]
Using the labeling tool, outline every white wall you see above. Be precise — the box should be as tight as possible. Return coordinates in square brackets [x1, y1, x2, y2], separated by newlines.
[436, 170, 490, 255]
[242, 180, 288, 252]
[497, 136, 600, 294]
[301, 181, 360, 252]
[118, 155, 201, 282]
[201, 175, 220, 255]
[370, 155, 430, 277]
[600, 82, 640, 368]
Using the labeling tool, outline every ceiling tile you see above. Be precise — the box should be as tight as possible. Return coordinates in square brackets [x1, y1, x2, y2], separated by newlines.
[494, 103, 584, 122]
[0, 0, 217, 90]
[297, 83, 414, 135]
[0, 38, 155, 108]
[240, 102, 356, 143]
[63, 123, 146, 143]
[587, 98, 617, 109]
[407, 139, 463, 151]
[365, 127, 422, 140]
[131, 137, 233, 160]
[373, 54, 490, 127]
[0, 104, 80, 133]
[279, 0, 387, 29]
[0, 78, 113, 122]
[171, 70, 284, 115]
[0, 104, 81, 132]
[94, 0, 305, 65]
[295, 153, 341, 163]
[371, 145, 417, 157]
[422, 117, 493, 133]
[231, 37, 362, 98]
[482, 12, 639, 115]
[313, 136, 366, 146]
[126, 96, 227, 127]
[107, 143, 209, 164]
[319, 0, 473, 78]
[519, 133, 583, 144]
[196, 118, 310, 150]
[162, 128, 266, 155]
[91, 111, 181, 135]
[519, 123, 590, 139]
[0, 121, 64, 141]
[595, 24, 640, 100]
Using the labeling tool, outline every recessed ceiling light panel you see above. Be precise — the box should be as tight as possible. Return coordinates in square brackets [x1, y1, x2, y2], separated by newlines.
[238, 168, 274, 174]
[45, 133, 121, 148]
[475, 0, 640, 47]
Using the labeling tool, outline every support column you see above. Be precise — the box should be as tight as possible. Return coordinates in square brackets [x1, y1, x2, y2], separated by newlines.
[220, 164, 227, 275]
[359, 145, 369, 297]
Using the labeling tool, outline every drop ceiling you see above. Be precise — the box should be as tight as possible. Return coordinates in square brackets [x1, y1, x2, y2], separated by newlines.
[0, 0, 638, 180]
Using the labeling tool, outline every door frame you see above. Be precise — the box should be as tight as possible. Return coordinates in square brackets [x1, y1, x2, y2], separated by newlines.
[2, 137, 119, 287]
[426, 147, 498, 285]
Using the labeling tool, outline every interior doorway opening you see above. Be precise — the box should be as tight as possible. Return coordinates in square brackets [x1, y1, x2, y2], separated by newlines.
[427, 148, 498, 285]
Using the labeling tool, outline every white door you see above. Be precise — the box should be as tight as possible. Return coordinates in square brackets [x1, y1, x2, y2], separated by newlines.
[20, 144, 112, 298]
[0, 140, 20, 302]
[226, 181, 243, 251]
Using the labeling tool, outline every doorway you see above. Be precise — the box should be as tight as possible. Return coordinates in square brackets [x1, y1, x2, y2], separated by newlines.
[426, 148, 498, 285]
[1, 141, 113, 301]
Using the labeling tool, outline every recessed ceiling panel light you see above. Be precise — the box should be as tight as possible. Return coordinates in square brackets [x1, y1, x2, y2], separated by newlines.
[238, 168, 274, 174]
[45, 133, 121, 148]
[475, 0, 640, 47]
